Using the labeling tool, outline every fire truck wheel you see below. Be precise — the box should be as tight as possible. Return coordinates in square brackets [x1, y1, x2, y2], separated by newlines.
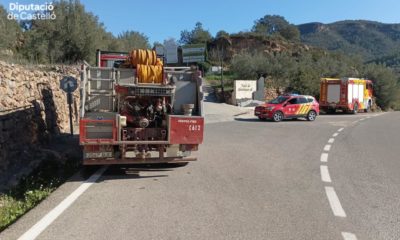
[306, 110, 317, 121]
[273, 111, 284, 122]
[353, 103, 359, 114]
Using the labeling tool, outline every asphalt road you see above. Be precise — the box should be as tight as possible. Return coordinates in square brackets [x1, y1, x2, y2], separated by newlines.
[1, 112, 399, 240]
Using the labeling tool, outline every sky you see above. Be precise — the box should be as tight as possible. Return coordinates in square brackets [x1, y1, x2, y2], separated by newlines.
[2, 0, 400, 44]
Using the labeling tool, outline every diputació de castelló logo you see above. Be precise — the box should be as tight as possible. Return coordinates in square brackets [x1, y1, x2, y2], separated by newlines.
[7, 2, 56, 20]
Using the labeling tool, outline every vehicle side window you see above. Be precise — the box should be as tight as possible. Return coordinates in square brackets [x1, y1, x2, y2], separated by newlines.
[298, 97, 308, 104]
[307, 97, 314, 103]
[288, 98, 299, 104]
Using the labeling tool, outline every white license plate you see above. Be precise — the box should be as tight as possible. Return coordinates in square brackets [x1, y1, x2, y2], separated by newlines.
[85, 152, 113, 159]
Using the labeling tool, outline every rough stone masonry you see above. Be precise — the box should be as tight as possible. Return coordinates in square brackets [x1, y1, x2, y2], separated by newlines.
[0, 61, 80, 188]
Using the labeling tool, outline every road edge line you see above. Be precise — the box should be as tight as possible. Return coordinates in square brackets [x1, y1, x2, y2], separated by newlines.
[17, 166, 108, 240]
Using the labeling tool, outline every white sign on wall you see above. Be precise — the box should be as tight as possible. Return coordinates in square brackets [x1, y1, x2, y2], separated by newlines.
[233, 80, 257, 105]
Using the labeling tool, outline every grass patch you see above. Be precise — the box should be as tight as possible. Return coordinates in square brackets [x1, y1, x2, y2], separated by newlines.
[0, 155, 80, 232]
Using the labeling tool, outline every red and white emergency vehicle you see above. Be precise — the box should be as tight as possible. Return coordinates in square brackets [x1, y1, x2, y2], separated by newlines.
[79, 49, 204, 165]
[255, 94, 319, 122]
[319, 78, 373, 114]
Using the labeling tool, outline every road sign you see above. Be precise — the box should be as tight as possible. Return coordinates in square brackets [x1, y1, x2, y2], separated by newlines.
[182, 44, 206, 63]
[60, 76, 78, 93]
[164, 39, 178, 64]
[60, 76, 77, 135]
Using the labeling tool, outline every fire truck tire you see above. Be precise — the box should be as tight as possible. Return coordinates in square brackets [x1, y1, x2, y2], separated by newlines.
[273, 111, 284, 122]
[306, 110, 317, 121]
[352, 103, 359, 114]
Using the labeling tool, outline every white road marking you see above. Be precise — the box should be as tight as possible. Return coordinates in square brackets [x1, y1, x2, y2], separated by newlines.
[320, 165, 332, 183]
[338, 128, 344, 132]
[342, 232, 358, 240]
[332, 132, 339, 137]
[359, 118, 365, 121]
[320, 153, 329, 162]
[328, 138, 335, 144]
[325, 186, 347, 217]
[18, 166, 108, 240]
[366, 116, 371, 119]
[324, 144, 331, 151]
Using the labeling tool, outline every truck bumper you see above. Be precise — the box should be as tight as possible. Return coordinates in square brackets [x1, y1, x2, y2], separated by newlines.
[83, 156, 197, 165]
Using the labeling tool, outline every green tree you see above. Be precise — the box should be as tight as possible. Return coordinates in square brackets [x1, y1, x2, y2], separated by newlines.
[117, 31, 150, 51]
[215, 30, 230, 39]
[361, 63, 399, 110]
[179, 22, 212, 44]
[252, 15, 300, 41]
[0, 6, 22, 54]
[21, 0, 113, 63]
[18, 0, 146, 64]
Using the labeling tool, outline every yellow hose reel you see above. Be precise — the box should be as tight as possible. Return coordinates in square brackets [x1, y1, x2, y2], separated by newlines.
[127, 49, 163, 84]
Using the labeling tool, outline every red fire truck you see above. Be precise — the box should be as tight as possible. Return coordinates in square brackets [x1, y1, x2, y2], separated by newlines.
[319, 78, 373, 114]
[79, 49, 204, 165]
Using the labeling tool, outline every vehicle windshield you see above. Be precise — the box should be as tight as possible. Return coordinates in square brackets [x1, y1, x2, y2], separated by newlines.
[268, 96, 289, 104]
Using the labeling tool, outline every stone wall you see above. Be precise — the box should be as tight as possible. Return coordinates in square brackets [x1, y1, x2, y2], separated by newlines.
[0, 61, 80, 183]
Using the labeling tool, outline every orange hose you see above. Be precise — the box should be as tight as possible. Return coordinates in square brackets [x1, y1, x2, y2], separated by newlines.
[137, 64, 163, 84]
[127, 49, 164, 84]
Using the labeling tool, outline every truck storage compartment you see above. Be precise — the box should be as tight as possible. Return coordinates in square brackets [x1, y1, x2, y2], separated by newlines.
[168, 115, 204, 144]
[80, 119, 116, 143]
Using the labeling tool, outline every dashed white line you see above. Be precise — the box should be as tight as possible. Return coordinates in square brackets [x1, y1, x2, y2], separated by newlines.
[324, 144, 331, 151]
[18, 166, 108, 240]
[342, 232, 358, 240]
[338, 128, 344, 132]
[332, 132, 339, 137]
[328, 138, 335, 144]
[320, 165, 332, 183]
[325, 186, 347, 217]
[320, 153, 329, 162]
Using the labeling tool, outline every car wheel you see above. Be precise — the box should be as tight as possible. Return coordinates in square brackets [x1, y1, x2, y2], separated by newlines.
[272, 111, 283, 122]
[307, 110, 317, 121]
[352, 103, 358, 114]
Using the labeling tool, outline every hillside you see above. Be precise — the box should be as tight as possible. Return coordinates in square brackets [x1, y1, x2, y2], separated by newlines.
[298, 20, 400, 61]
[368, 52, 400, 74]
[208, 33, 313, 63]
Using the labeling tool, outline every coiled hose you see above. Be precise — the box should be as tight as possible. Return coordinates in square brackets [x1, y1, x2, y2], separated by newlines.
[128, 49, 163, 84]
